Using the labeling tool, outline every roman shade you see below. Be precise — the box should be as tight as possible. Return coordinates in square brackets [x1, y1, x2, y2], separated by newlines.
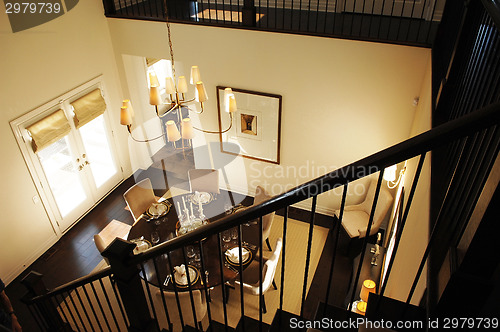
[26, 109, 71, 153]
[71, 89, 106, 128]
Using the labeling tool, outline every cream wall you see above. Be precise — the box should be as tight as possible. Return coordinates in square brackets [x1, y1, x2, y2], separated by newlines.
[0, 1, 129, 284]
[108, 20, 431, 213]
[384, 54, 432, 304]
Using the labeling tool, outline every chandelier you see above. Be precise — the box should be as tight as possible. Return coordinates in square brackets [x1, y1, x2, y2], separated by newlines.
[119, 1, 237, 145]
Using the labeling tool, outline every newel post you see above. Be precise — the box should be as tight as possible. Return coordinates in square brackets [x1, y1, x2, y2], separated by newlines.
[21, 271, 67, 330]
[102, 238, 154, 332]
[242, 0, 257, 27]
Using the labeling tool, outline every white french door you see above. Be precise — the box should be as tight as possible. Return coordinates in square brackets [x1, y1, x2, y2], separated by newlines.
[11, 77, 123, 234]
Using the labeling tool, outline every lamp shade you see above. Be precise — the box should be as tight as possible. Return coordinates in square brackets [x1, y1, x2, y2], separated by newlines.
[149, 85, 162, 105]
[181, 118, 195, 139]
[196, 81, 208, 102]
[360, 279, 376, 302]
[148, 71, 159, 87]
[228, 95, 237, 113]
[178, 76, 188, 93]
[165, 77, 176, 94]
[384, 165, 397, 182]
[120, 106, 132, 126]
[190, 66, 201, 84]
[166, 120, 181, 141]
[122, 100, 134, 118]
[356, 301, 367, 314]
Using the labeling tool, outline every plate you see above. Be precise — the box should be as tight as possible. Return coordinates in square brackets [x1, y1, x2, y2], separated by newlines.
[189, 192, 213, 205]
[131, 239, 152, 254]
[232, 205, 247, 214]
[173, 266, 199, 287]
[146, 202, 170, 219]
[225, 246, 252, 265]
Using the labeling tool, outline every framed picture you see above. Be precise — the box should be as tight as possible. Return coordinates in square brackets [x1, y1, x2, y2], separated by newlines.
[216, 86, 282, 164]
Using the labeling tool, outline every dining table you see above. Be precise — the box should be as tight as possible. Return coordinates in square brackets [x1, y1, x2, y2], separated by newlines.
[127, 191, 260, 292]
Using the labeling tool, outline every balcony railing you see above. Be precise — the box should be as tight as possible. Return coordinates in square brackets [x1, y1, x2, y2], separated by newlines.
[21, 99, 500, 330]
[103, 0, 446, 47]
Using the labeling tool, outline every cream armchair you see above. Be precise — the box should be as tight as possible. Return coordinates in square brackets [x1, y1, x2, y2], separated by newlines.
[335, 179, 393, 240]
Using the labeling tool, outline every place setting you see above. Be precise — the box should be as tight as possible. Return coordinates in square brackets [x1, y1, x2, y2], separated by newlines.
[143, 200, 171, 225]
[169, 264, 200, 288]
[129, 236, 152, 255]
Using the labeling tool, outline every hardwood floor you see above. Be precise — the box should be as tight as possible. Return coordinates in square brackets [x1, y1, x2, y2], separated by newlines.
[4, 173, 354, 331]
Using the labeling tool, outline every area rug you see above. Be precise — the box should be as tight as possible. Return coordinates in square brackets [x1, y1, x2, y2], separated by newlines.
[207, 215, 329, 327]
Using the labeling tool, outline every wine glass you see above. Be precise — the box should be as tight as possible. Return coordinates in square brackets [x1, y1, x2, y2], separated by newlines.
[230, 227, 238, 241]
[186, 245, 196, 259]
[222, 230, 231, 248]
[224, 202, 232, 215]
[151, 231, 160, 245]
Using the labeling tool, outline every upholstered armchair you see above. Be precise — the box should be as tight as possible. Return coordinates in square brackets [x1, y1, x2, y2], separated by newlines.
[335, 179, 393, 241]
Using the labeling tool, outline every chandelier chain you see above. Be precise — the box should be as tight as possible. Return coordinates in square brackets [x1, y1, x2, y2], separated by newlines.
[163, 0, 176, 83]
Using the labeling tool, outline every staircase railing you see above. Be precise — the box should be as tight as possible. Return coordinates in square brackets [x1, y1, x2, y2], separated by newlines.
[102, 0, 445, 47]
[21, 101, 500, 331]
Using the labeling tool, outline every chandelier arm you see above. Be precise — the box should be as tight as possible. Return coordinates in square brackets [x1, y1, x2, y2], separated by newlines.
[192, 115, 233, 134]
[157, 103, 181, 118]
[183, 104, 203, 115]
[127, 125, 168, 143]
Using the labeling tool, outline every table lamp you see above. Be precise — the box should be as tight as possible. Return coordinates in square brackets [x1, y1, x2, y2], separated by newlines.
[357, 279, 376, 315]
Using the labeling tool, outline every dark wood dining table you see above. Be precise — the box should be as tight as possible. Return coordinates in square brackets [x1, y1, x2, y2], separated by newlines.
[127, 192, 259, 291]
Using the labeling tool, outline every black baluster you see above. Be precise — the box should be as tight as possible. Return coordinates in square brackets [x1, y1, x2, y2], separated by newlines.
[166, 252, 186, 329]
[324, 184, 348, 315]
[217, 233, 229, 330]
[99, 278, 123, 330]
[89, 281, 112, 332]
[153, 256, 173, 330]
[198, 240, 214, 332]
[181, 246, 199, 330]
[300, 195, 317, 317]
[140, 262, 161, 331]
[81, 284, 103, 331]
[348, 172, 384, 316]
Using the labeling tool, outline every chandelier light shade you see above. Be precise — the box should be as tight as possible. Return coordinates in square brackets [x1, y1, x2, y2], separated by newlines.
[165, 77, 176, 95]
[384, 165, 397, 182]
[149, 71, 159, 87]
[119, 0, 237, 143]
[178, 76, 188, 94]
[120, 106, 132, 126]
[149, 86, 162, 106]
[166, 120, 181, 142]
[190, 66, 201, 84]
[181, 118, 195, 139]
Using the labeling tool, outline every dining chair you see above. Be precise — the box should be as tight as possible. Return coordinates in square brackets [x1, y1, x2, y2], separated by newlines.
[254, 186, 275, 251]
[153, 288, 207, 331]
[232, 237, 283, 313]
[334, 179, 393, 248]
[93, 234, 110, 265]
[123, 178, 158, 224]
[187, 169, 220, 194]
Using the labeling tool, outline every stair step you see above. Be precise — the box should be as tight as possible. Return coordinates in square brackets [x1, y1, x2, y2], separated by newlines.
[269, 309, 306, 332]
[314, 302, 361, 331]
[182, 325, 199, 332]
[208, 320, 236, 332]
[235, 316, 271, 332]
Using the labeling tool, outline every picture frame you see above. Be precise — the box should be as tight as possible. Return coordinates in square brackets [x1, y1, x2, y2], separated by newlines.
[216, 86, 282, 164]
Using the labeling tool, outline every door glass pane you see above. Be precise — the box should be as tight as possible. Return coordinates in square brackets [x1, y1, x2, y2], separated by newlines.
[37, 137, 87, 217]
[78, 114, 118, 188]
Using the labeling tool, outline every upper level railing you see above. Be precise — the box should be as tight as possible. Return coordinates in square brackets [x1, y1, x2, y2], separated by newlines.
[21, 99, 500, 331]
[102, 0, 446, 47]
